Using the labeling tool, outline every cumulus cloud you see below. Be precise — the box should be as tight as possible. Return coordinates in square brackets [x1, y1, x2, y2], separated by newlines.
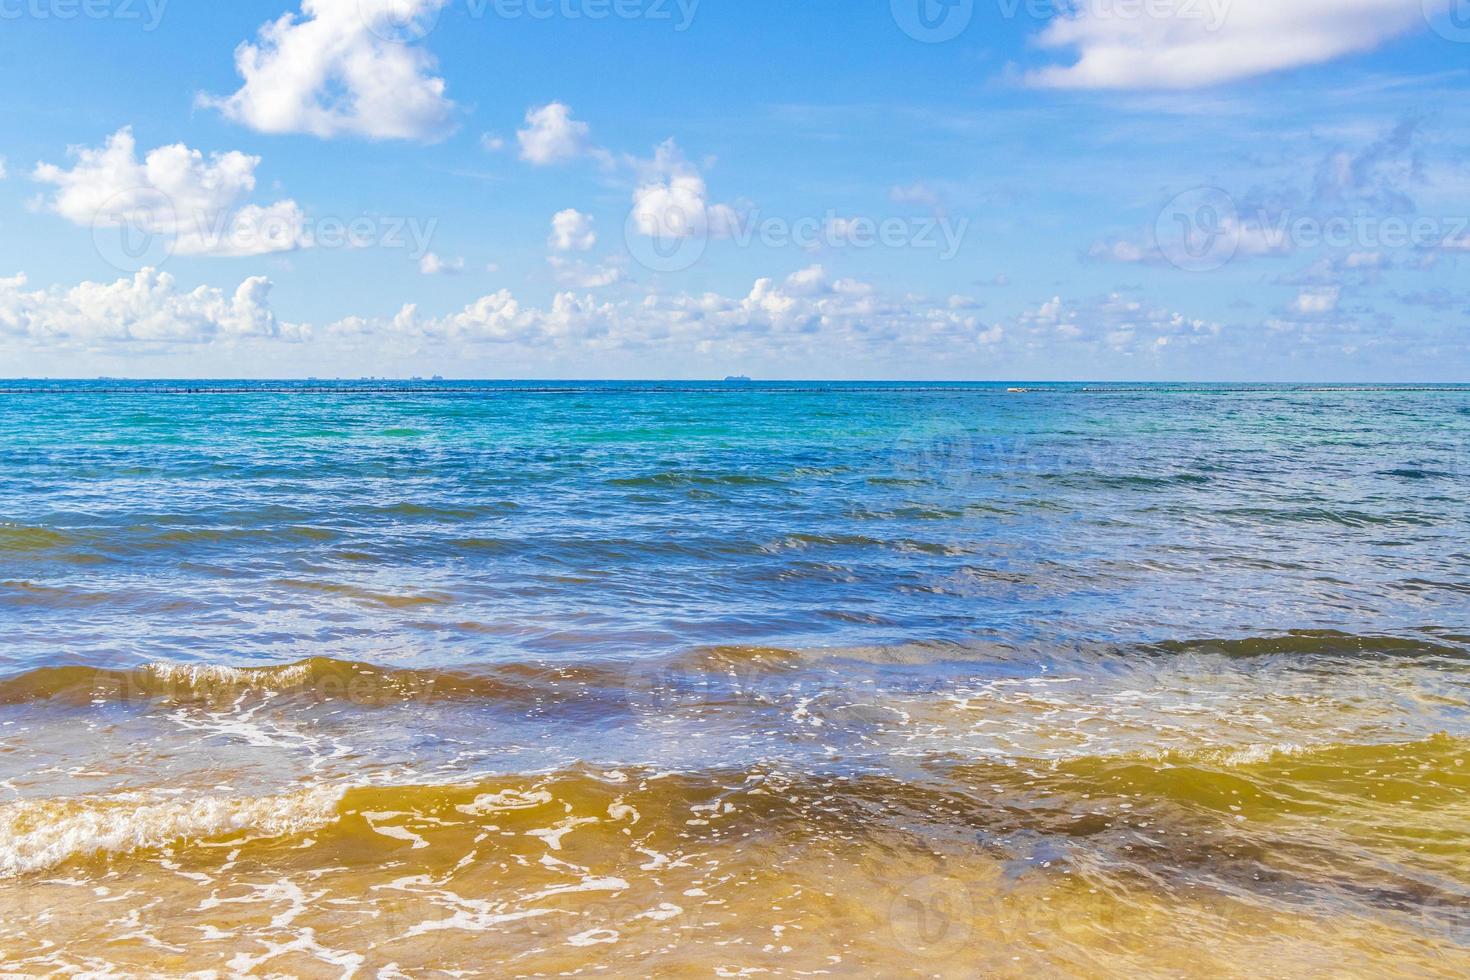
[0, 269, 298, 344]
[517, 103, 591, 165]
[1090, 120, 1441, 270]
[1087, 239, 1150, 264]
[201, 0, 453, 141]
[418, 252, 464, 275]
[549, 209, 597, 252]
[629, 140, 741, 242]
[548, 256, 623, 288]
[1291, 286, 1342, 314]
[0, 266, 1252, 368]
[1019, 292, 1220, 353]
[33, 128, 307, 258]
[1028, 0, 1434, 90]
[344, 265, 1002, 357]
[368, 287, 599, 347]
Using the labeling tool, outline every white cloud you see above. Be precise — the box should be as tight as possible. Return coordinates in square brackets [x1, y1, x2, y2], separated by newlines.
[1087, 239, 1149, 263]
[630, 140, 741, 241]
[1019, 292, 1220, 352]
[481, 133, 506, 153]
[0, 157, 7, 180]
[890, 182, 940, 207]
[549, 209, 597, 252]
[33, 128, 307, 257]
[418, 252, 464, 275]
[351, 265, 1002, 356]
[1291, 286, 1341, 314]
[517, 103, 591, 165]
[201, 0, 453, 141]
[0, 269, 298, 344]
[548, 256, 623, 288]
[548, 257, 623, 289]
[384, 289, 559, 345]
[1028, 0, 1433, 90]
[0, 267, 1246, 369]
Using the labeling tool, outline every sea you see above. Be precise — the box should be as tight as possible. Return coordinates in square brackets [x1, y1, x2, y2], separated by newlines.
[0, 380, 1467, 976]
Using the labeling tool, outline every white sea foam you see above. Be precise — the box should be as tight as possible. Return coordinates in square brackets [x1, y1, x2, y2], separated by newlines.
[457, 788, 553, 816]
[1216, 743, 1309, 767]
[143, 661, 316, 690]
[0, 786, 345, 879]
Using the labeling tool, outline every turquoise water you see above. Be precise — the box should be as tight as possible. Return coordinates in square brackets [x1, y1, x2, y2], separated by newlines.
[1, 381, 1468, 976]
[2, 381, 1467, 671]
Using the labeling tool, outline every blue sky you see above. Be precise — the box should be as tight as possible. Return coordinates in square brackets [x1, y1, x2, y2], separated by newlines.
[1, 0, 1468, 380]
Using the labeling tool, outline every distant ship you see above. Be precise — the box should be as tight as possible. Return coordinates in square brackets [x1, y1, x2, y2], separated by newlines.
[724, 375, 752, 383]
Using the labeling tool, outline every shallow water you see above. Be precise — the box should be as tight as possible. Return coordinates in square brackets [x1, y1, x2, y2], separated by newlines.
[1, 382, 1468, 976]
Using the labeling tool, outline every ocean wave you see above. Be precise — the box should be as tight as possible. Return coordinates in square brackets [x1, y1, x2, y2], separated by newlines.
[1, 631, 1464, 713]
[0, 658, 553, 708]
[4, 740, 1466, 889]
[0, 524, 79, 552]
[1146, 631, 1470, 661]
[0, 785, 344, 879]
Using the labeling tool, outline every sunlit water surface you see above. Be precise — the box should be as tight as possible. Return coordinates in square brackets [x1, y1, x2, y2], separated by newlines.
[0, 381, 1467, 976]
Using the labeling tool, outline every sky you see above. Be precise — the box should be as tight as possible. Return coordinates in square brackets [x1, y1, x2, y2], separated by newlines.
[0, 0, 1468, 381]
